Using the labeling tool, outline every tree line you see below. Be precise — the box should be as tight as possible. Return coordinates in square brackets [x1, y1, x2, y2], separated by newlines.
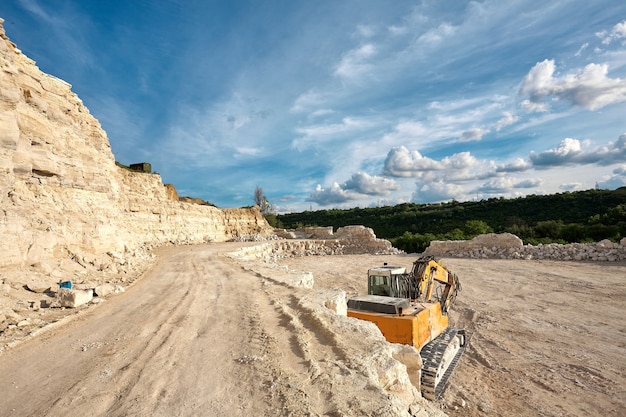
[273, 188, 626, 252]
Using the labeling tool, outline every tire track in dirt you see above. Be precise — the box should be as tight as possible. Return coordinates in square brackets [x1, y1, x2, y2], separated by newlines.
[0, 244, 325, 417]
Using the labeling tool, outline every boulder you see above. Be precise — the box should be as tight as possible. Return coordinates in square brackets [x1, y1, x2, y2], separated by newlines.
[56, 288, 93, 308]
[94, 283, 116, 297]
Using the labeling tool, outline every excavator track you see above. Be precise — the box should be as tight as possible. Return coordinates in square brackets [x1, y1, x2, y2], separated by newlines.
[420, 328, 466, 401]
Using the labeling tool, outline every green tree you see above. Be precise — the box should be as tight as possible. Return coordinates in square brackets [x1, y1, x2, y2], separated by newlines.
[463, 220, 493, 237]
[534, 220, 563, 239]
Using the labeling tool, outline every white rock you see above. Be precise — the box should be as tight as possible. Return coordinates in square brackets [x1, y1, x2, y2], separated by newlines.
[57, 288, 93, 308]
[94, 283, 116, 297]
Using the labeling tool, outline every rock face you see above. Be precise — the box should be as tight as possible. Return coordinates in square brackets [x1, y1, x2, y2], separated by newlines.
[0, 19, 273, 271]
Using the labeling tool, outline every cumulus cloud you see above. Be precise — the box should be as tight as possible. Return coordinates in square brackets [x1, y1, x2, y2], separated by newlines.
[383, 146, 438, 177]
[519, 59, 626, 111]
[383, 146, 479, 178]
[496, 157, 532, 173]
[412, 181, 465, 204]
[441, 152, 481, 170]
[307, 173, 399, 205]
[529, 137, 583, 166]
[530, 134, 626, 167]
[307, 183, 357, 205]
[460, 127, 489, 142]
[343, 172, 399, 195]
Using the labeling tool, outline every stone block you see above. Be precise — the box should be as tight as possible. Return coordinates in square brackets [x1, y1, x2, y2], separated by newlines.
[57, 288, 93, 308]
[322, 290, 347, 316]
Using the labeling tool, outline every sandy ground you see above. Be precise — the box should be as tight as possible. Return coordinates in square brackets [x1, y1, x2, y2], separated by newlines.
[281, 253, 626, 417]
[1, 243, 625, 416]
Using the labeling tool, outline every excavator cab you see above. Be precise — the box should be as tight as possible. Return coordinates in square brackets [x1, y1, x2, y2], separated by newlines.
[367, 265, 407, 297]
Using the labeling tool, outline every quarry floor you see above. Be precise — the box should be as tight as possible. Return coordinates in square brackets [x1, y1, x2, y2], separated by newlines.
[0, 242, 625, 417]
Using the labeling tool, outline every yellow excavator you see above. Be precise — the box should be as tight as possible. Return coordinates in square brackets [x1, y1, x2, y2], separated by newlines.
[347, 256, 466, 400]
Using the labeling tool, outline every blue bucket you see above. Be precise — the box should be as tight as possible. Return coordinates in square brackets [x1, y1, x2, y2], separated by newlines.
[59, 281, 72, 289]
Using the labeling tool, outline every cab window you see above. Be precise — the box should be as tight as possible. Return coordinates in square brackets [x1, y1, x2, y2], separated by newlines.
[369, 275, 390, 296]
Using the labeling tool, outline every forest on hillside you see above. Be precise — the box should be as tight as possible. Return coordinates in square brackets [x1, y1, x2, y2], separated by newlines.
[273, 188, 626, 252]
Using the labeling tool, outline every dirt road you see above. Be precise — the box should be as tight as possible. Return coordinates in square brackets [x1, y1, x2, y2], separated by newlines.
[0, 243, 325, 417]
[2, 244, 625, 417]
[0, 243, 430, 417]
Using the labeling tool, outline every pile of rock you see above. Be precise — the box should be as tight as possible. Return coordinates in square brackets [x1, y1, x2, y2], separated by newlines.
[423, 233, 626, 262]
[227, 225, 402, 262]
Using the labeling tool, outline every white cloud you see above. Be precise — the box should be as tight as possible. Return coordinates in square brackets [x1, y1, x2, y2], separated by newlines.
[355, 24, 376, 38]
[596, 164, 626, 189]
[18, 0, 54, 22]
[441, 152, 480, 170]
[575, 42, 589, 57]
[520, 99, 549, 113]
[496, 158, 532, 173]
[307, 183, 359, 205]
[296, 117, 371, 137]
[460, 127, 489, 142]
[412, 181, 465, 204]
[530, 134, 626, 167]
[530, 137, 582, 166]
[477, 177, 543, 194]
[310, 109, 335, 118]
[383, 146, 440, 177]
[290, 90, 327, 113]
[17, 0, 95, 68]
[598, 20, 626, 45]
[307, 172, 399, 206]
[334, 43, 377, 80]
[559, 182, 583, 191]
[416, 23, 457, 45]
[291, 117, 376, 150]
[343, 172, 399, 195]
[383, 146, 479, 178]
[519, 59, 626, 111]
[380, 121, 430, 145]
[234, 147, 262, 158]
[495, 111, 519, 131]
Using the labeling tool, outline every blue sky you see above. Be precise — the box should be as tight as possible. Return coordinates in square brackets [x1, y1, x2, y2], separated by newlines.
[2, 1, 626, 212]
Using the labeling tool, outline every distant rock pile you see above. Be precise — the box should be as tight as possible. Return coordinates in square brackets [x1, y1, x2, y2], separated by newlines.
[227, 225, 402, 263]
[423, 233, 626, 262]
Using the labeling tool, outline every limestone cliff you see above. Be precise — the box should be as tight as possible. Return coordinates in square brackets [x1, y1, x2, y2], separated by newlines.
[0, 19, 272, 270]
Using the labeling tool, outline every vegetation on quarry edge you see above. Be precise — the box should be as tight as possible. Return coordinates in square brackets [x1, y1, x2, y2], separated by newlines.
[272, 187, 626, 253]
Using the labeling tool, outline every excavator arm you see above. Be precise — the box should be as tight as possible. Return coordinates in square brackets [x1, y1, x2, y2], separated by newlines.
[412, 257, 461, 313]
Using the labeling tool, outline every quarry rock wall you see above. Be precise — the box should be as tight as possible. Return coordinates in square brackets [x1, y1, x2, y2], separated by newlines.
[0, 19, 272, 271]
